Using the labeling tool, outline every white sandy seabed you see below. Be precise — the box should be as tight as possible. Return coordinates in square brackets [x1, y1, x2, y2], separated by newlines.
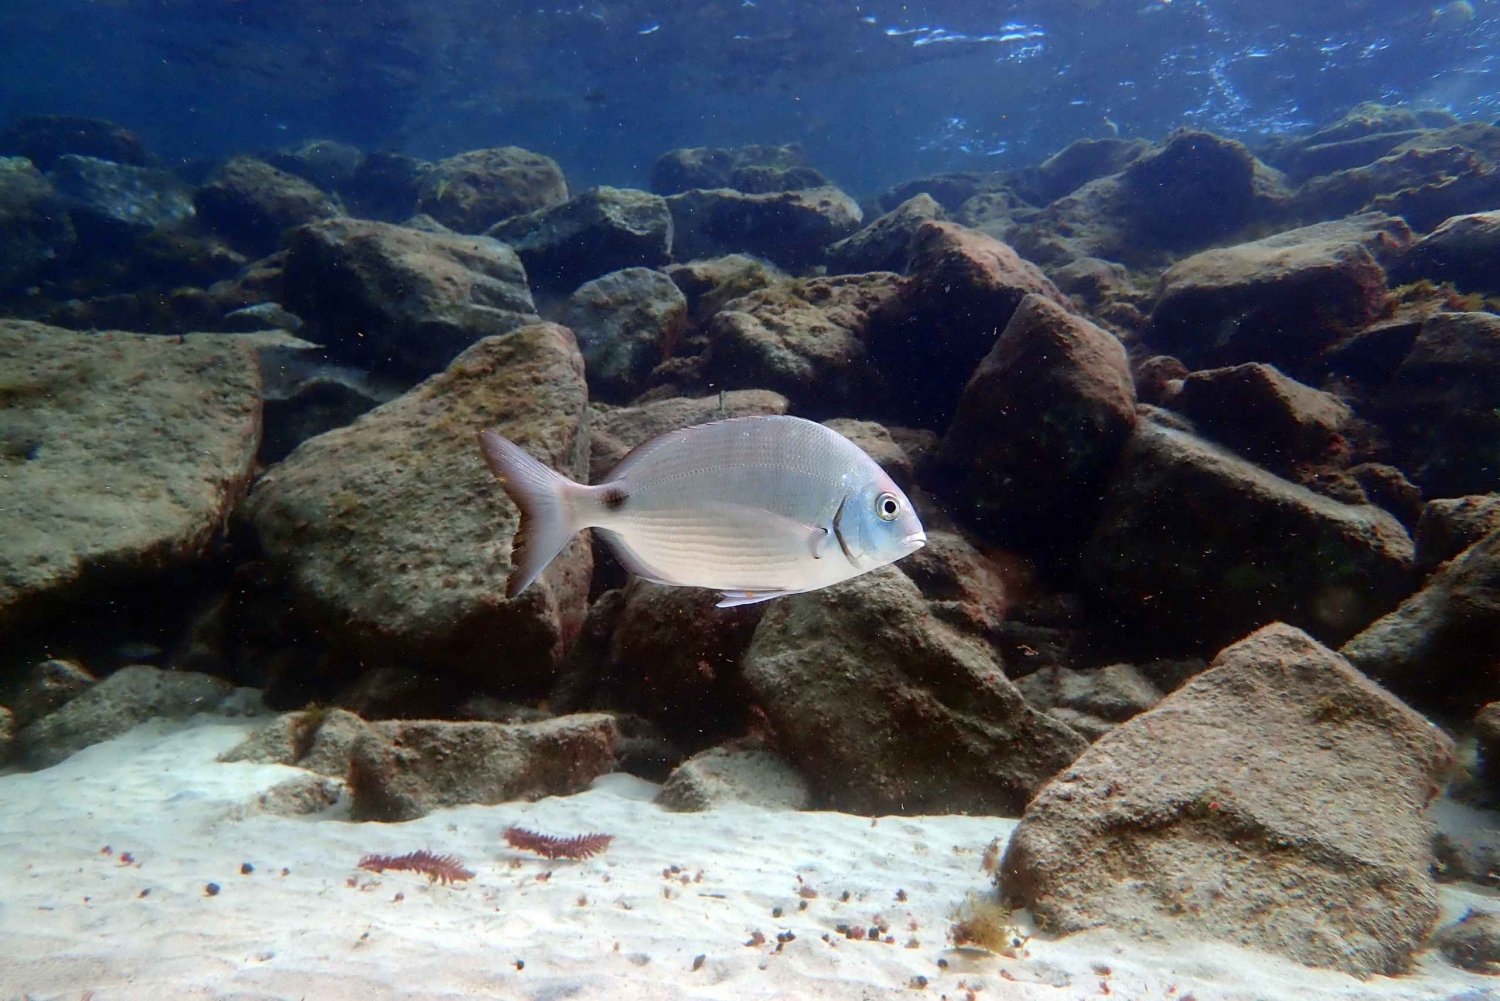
[1, 715, 1498, 1001]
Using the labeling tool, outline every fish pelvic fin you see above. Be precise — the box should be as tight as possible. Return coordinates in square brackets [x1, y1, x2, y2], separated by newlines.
[716, 588, 798, 608]
[477, 429, 583, 599]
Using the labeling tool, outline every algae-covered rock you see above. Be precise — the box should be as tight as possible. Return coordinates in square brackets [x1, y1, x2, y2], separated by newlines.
[487, 186, 671, 293]
[415, 146, 568, 232]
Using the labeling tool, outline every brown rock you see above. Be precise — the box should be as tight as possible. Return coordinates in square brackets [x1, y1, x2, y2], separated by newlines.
[741, 566, 1088, 815]
[1000, 623, 1454, 977]
[704, 273, 898, 417]
[824, 193, 946, 275]
[1399, 210, 1500, 292]
[1150, 214, 1408, 377]
[1416, 495, 1500, 573]
[0, 323, 264, 637]
[939, 293, 1137, 555]
[193, 156, 339, 255]
[415, 146, 568, 232]
[666, 186, 862, 270]
[870, 221, 1070, 428]
[1083, 420, 1415, 653]
[1341, 529, 1500, 712]
[347, 714, 619, 821]
[244, 324, 591, 691]
[281, 217, 538, 378]
[1166, 362, 1352, 474]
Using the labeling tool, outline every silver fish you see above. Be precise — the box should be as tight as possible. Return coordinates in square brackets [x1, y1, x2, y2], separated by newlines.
[477, 415, 926, 607]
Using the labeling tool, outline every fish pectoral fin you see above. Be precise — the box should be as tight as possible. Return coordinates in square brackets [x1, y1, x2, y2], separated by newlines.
[810, 525, 831, 560]
[716, 588, 798, 608]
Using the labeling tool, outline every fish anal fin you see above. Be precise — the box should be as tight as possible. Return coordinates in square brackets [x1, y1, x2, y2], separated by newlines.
[716, 588, 797, 608]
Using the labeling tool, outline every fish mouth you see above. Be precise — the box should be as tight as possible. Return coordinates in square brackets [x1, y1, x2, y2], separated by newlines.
[902, 531, 927, 551]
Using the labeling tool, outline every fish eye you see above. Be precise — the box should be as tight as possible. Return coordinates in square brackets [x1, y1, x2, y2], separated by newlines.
[875, 492, 901, 521]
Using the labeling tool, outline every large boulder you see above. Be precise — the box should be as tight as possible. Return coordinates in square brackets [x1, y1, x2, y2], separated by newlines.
[0, 322, 265, 636]
[666, 186, 861, 271]
[0, 157, 75, 289]
[487, 186, 671, 293]
[741, 567, 1088, 815]
[1149, 214, 1409, 378]
[557, 267, 687, 403]
[938, 293, 1136, 558]
[347, 714, 619, 821]
[280, 217, 538, 378]
[1000, 623, 1454, 977]
[1341, 529, 1500, 712]
[47, 154, 194, 247]
[193, 156, 339, 256]
[703, 273, 899, 418]
[243, 324, 591, 690]
[1083, 420, 1415, 653]
[1373, 311, 1500, 497]
[650, 143, 829, 196]
[16, 665, 234, 769]
[867, 221, 1069, 429]
[0, 114, 150, 170]
[414, 146, 568, 232]
[1397, 210, 1500, 293]
[823, 193, 946, 275]
[1163, 361, 1353, 476]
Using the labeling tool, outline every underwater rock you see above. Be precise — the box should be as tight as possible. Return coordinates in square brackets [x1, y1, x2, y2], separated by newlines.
[1015, 136, 1150, 206]
[952, 188, 1034, 244]
[650, 143, 828, 196]
[337, 150, 429, 223]
[558, 267, 686, 403]
[47, 154, 193, 247]
[1014, 662, 1163, 737]
[415, 146, 568, 233]
[896, 529, 1013, 648]
[1083, 420, 1415, 654]
[267, 139, 364, 191]
[219, 706, 372, 779]
[665, 186, 861, 272]
[873, 172, 1007, 215]
[280, 217, 538, 378]
[193, 156, 339, 256]
[1341, 528, 1500, 713]
[1164, 362, 1352, 476]
[4, 658, 95, 730]
[703, 272, 896, 418]
[1297, 125, 1500, 231]
[1374, 311, 1500, 497]
[488, 186, 672, 294]
[1398, 210, 1500, 293]
[823, 193, 946, 275]
[0, 323, 265, 638]
[16, 665, 234, 769]
[664, 253, 784, 329]
[243, 324, 590, 690]
[868, 221, 1069, 430]
[0, 706, 11, 763]
[938, 293, 1136, 558]
[1149, 214, 1408, 378]
[346, 713, 618, 821]
[1000, 622, 1453, 978]
[1011, 130, 1290, 268]
[656, 746, 810, 812]
[587, 389, 788, 478]
[1416, 495, 1500, 573]
[1434, 910, 1500, 975]
[0, 156, 75, 289]
[1273, 130, 1429, 184]
[0, 114, 150, 170]
[741, 566, 1088, 815]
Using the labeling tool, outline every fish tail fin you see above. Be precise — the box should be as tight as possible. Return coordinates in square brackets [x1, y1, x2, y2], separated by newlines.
[477, 429, 584, 599]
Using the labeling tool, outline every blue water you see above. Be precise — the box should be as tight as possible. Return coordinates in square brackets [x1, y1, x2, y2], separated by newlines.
[4, 0, 1498, 192]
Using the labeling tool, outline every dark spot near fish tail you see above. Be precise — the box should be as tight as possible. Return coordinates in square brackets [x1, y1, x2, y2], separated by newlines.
[601, 486, 630, 511]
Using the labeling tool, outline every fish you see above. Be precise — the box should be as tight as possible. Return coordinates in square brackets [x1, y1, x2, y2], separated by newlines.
[477, 415, 926, 608]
